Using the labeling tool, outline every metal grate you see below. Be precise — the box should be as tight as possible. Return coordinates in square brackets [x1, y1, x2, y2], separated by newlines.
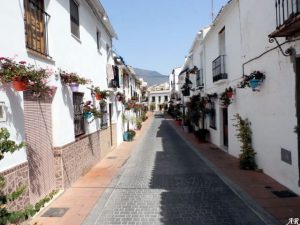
[212, 55, 227, 82]
[73, 92, 85, 137]
[275, 0, 300, 28]
[272, 190, 298, 198]
[41, 207, 69, 217]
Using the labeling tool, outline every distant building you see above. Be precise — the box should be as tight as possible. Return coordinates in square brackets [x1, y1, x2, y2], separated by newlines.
[148, 82, 170, 111]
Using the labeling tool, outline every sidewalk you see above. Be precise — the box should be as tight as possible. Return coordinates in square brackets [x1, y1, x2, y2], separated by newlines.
[167, 117, 300, 225]
[30, 112, 154, 225]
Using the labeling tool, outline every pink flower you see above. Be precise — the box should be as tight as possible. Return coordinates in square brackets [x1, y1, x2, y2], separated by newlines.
[19, 61, 26, 64]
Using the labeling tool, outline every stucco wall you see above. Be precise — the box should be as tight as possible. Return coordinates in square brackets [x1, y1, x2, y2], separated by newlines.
[189, 0, 299, 194]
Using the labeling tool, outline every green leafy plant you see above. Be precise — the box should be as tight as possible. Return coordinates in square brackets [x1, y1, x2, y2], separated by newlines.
[0, 57, 55, 98]
[219, 87, 233, 107]
[238, 71, 265, 90]
[0, 128, 25, 160]
[83, 101, 102, 119]
[60, 71, 90, 85]
[233, 114, 257, 170]
[150, 102, 155, 111]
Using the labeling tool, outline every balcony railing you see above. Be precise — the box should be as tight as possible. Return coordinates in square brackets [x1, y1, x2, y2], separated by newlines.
[24, 0, 50, 57]
[212, 55, 227, 83]
[270, 0, 300, 37]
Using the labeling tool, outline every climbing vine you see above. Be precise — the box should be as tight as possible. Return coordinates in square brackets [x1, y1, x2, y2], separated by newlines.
[0, 128, 58, 224]
[233, 114, 257, 170]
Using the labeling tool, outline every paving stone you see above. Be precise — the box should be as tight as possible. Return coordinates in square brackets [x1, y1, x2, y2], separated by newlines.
[87, 115, 267, 225]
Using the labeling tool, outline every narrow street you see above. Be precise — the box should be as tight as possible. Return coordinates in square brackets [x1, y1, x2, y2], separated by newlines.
[83, 113, 267, 225]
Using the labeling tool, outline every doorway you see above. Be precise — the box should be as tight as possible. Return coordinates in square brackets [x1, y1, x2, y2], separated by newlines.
[223, 108, 228, 147]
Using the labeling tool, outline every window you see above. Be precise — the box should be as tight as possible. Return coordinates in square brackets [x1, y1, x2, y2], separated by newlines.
[70, 0, 80, 38]
[159, 96, 161, 102]
[96, 30, 101, 50]
[73, 92, 85, 137]
[209, 102, 217, 129]
[24, 0, 50, 56]
[164, 96, 168, 102]
[196, 69, 204, 87]
[219, 27, 225, 55]
[100, 101, 108, 128]
[152, 96, 155, 102]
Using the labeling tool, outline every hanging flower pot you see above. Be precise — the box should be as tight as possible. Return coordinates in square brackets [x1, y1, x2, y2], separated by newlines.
[69, 83, 79, 92]
[249, 79, 261, 91]
[95, 93, 102, 100]
[12, 78, 28, 91]
[83, 112, 93, 119]
[226, 91, 233, 98]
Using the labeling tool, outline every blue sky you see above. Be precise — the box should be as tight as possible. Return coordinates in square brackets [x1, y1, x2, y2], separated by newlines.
[101, 0, 228, 75]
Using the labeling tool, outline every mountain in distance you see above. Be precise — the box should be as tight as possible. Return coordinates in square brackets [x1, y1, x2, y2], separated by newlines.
[133, 68, 168, 86]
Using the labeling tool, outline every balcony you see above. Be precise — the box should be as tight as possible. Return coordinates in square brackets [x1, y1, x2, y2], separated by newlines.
[212, 55, 227, 83]
[269, 0, 300, 37]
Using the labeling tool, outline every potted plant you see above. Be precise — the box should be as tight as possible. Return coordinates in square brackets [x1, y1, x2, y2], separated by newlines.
[93, 87, 110, 100]
[194, 129, 210, 142]
[183, 120, 190, 133]
[238, 71, 266, 91]
[60, 71, 90, 92]
[83, 101, 102, 119]
[131, 96, 138, 101]
[116, 92, 125, 102]
[220, 87, 234, 107]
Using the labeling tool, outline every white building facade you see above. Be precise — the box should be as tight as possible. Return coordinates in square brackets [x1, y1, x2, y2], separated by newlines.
[0, 0, 144, 210]
[178, 0, 300, 195]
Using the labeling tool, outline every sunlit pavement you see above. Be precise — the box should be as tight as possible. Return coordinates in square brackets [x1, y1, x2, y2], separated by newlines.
[83, 112, 269, 225]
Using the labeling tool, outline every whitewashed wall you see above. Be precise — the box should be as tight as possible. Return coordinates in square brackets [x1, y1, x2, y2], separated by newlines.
[0, 0, 114, 170]
[237, 0, 298, 194]
[190, 0, 299, 194]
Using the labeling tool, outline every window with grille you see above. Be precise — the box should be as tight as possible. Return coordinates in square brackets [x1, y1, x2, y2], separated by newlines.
[100, 101, 108, 128]
[73, 92, 85, 137]
[70, 0, 80, 38]
[24, 0, 50, 56]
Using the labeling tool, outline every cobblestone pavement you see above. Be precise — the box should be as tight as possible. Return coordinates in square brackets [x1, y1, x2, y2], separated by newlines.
[84, 114, 267, 225]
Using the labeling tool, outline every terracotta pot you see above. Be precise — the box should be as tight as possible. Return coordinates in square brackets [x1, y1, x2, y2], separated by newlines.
[226, 91, 233, 98]
[12, 80, 28, 91]
[95, 93, 102, 100]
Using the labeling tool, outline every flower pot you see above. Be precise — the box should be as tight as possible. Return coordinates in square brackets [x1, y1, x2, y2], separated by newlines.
[95, 93, 102, 100]
[69, 83, 79, 92]
[175, 120, 182, 126]
[226, 91, 233, 98]
[183, 125, 189, 133]
[12, 80, 28, 91]
[249, 79, 261, 91]
[83, 112, 92, 119]
[123, 131, 132, 142]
